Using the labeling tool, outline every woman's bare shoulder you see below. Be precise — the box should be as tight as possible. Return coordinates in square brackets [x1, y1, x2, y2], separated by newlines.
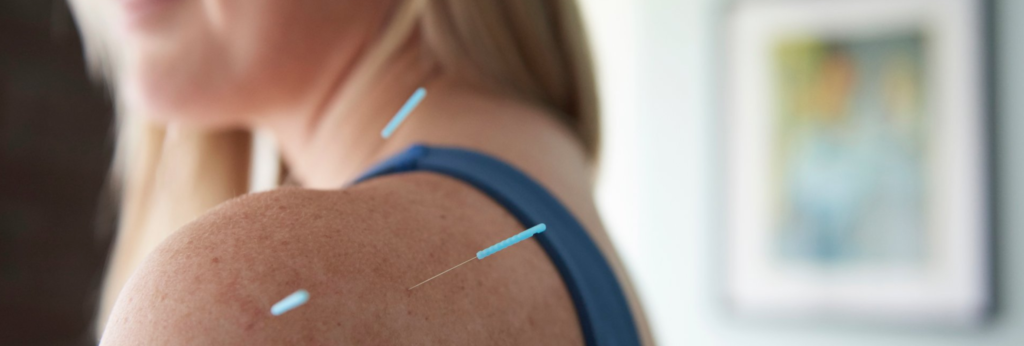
[99, 172, 582, 345]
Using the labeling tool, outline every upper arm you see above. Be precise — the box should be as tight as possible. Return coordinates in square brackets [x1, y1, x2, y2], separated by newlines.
[99, 172, 582, 345]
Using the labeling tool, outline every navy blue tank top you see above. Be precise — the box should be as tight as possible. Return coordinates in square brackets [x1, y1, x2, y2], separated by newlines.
[354, 145, 640, 346]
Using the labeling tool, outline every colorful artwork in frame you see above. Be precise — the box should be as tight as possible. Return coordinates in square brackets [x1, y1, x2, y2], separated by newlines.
[724, 0, 990, 326]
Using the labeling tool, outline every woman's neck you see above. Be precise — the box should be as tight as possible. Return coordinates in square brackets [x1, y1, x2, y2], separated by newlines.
[256, 40, 440, 189]
[255, 41, 593, 198]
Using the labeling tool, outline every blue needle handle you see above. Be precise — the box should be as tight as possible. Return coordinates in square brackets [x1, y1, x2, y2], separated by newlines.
[476, 223, 546, 259]
[381, 87, 426, 139]
[270, 289, 309, 316]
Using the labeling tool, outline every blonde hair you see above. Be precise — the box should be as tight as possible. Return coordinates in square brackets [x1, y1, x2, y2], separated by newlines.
[71, 0, 599, 333]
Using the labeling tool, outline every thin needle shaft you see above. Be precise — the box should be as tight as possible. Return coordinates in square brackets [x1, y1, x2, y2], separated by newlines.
[408, 256, 476, 290]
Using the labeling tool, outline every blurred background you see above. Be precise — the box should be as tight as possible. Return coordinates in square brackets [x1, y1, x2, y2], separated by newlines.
[0, 1, 114, 345]
[1, 0, 1021, 345]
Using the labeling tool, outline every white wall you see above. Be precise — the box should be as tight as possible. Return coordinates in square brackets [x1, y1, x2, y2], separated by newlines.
[587, 0, 1024, 344]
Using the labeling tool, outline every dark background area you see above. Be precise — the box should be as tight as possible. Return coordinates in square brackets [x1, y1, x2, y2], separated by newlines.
[0, 1, 115, 345]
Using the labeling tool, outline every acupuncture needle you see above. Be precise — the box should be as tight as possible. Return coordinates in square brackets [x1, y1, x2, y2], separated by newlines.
[381, 87, 426, 139]
[270, 289, 309, 316]
[408, 223, 547, 290]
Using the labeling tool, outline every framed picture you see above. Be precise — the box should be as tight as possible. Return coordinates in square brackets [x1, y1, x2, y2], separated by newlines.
[723, 0, 991, 325]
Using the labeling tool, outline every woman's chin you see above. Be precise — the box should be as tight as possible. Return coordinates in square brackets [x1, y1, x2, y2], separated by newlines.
[125, 88, 241, 129]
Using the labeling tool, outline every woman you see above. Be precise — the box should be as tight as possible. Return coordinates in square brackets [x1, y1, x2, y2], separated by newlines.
[72, 0, 650, 344]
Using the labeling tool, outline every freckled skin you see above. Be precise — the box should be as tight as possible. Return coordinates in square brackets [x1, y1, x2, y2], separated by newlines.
[99, 172, 583, 345]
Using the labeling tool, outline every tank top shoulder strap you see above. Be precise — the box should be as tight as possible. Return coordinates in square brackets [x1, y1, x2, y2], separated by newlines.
[353, 144, 640, 346]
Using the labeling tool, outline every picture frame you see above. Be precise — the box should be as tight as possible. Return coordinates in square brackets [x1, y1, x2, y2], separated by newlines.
[723, 0, 991, 326]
